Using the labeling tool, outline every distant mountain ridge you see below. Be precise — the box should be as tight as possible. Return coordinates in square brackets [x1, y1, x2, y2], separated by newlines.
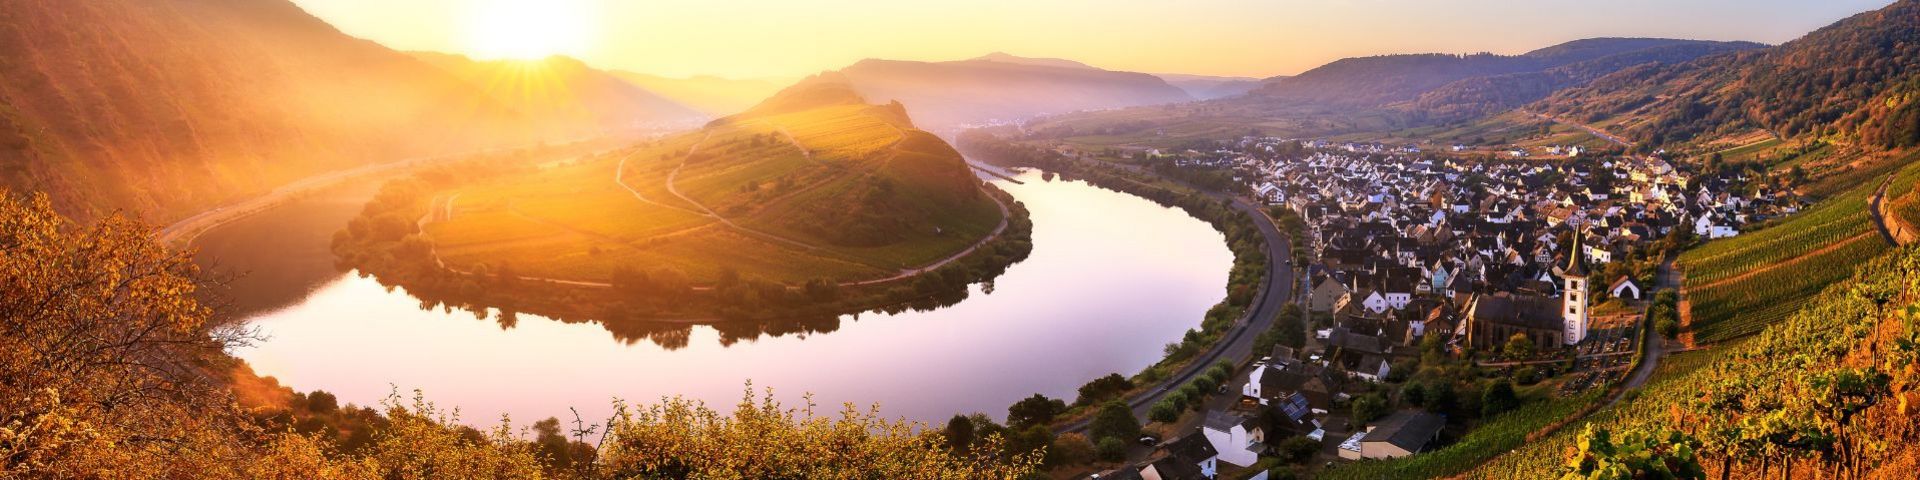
[833, 53, 1194, 128]
[1157, 73, 1266, 100]
[1531, 0, 1920, 151]
[611, 72, 786, 117]
[1251, 38, 1762, 109]
[0, 0, 678, 223]
[1413, 40, 1764, 121]
[0, 0, 495, 222]
[409, 52, 705, 133]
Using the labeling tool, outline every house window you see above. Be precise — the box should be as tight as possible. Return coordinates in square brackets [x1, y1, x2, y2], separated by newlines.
[1569, 306, 1577, 315]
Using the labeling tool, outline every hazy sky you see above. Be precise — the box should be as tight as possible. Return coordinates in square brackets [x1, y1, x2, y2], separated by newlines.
[292, 0, 1895, 79]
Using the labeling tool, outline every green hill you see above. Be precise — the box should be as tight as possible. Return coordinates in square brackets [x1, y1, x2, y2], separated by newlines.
[418, 73, 1006, 285]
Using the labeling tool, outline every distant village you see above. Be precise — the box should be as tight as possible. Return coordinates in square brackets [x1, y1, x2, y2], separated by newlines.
[1089, 137, 1801, 479]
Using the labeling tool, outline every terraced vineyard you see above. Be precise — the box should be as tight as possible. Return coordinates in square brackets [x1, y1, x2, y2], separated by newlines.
[1678, 185, 1875, 288]
[1676, 162, 1908, 343]
[1684, 234, 1886, 342]
[1876, 150, 1920, 233]
[1317, 388, 1604, 480]
[1462, 348, 1730, 479]
[1465, 243, 1920, 478]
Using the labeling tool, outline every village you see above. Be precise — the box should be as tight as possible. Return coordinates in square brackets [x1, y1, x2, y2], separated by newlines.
[1089, 137, 1801, 479]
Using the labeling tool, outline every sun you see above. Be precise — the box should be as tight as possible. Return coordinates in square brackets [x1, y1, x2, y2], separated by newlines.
[463, 0, 595, 60]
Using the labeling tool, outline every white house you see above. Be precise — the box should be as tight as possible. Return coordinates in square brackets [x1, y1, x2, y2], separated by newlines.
[1610, 276, 1642, 300]
[1201, 412, 1264, 468]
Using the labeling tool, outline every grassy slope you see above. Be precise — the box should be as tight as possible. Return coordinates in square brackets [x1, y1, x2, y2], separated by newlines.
[423, 78, 1002, 283]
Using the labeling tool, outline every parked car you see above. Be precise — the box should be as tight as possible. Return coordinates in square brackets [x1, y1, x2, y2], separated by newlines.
[1138, 435, 1159, 447]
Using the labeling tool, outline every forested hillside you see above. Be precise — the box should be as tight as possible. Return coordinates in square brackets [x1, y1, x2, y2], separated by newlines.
[1533, 0, 1920, 151]
[1413, 41, 1762, 121]
[0, 0, 678, 224]
[1249, 38, 1751, 109]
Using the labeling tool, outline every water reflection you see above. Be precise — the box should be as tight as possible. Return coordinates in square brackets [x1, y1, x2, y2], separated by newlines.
[217, 169, 1233, 423]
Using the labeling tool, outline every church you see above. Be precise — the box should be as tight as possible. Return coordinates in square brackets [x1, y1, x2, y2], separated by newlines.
[1462, 231, 1592, 351]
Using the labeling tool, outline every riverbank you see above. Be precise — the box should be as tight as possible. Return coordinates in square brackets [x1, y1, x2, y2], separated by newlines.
[328, 151, 1036, 327]
[955, 133, 1296, 436]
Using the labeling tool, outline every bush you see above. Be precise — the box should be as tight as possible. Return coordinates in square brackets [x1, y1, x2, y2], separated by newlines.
[1149, 400, 1180, 423]
[1095, 436, 1128, 462]
[1049, 433, 1094, 466]
[1481, 380, 1520, 418]
[1352, 394, 1389, 424]
[1514, 366, 1542, 385]
[1277, 435, 1321, 464]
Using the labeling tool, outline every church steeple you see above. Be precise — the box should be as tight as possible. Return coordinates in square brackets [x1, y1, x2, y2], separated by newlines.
[1561, 227, 1591, 346]
[1564, 227, 1590, 278]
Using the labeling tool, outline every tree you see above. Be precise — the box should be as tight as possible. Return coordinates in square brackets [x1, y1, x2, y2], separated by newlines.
[1007, 394, 1066, 429]
[1506, 332, 1537, 359]
[1352, 394, 1389, 424]
[1088, 400, 1141, 444]
[1075, 373, 1134, 406]
[944, 414, 976, 452]
[1482, 380, 1520, 418]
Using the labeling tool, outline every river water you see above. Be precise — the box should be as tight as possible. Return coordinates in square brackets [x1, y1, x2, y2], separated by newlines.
[203, 168, 1232, 425]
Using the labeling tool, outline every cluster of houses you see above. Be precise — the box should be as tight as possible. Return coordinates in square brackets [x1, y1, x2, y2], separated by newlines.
[1090, 139, 1800, 479]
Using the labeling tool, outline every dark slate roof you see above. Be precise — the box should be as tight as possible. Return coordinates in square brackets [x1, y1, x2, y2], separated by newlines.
[1469, 292, 1563, 331]
[1565, 229, 1590, 277]
[1163, 432, 1220, 466]
[1361, 410, 1445, 452]
[1203, 411, 1253, 433]
[1146, 456, 1206, 480]
[1095, 467, 1146, 480]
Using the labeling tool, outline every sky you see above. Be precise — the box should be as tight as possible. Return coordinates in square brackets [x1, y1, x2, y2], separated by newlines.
[292, 0, 1896, 80]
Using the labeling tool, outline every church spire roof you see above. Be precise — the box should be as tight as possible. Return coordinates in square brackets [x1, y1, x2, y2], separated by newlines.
[1565, 228, 1590, 278]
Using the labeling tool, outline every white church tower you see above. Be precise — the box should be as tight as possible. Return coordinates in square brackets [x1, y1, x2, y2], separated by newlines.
[1561, 230, 1591, 345]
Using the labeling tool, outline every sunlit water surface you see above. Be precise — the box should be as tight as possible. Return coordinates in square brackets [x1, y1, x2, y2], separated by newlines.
[209, 168, 1232, 425]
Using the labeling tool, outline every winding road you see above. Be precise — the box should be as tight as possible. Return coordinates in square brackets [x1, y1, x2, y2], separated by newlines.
[1056, 192, 1295, 434]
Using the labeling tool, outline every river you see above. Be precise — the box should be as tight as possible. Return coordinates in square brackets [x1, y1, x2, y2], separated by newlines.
[202, 167, 1233, 425]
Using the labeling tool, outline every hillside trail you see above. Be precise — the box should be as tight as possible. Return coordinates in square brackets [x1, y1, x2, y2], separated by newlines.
[661, 132, 838, 253]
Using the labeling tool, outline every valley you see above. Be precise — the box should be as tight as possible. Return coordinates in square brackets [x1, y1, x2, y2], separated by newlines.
[7, 0, 1920, 478]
